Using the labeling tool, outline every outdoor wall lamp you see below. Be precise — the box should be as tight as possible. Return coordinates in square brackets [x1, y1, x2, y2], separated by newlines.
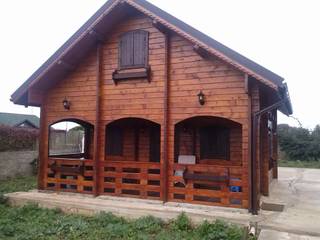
[197, 91, 205, 105]
[63, 97, 71, 110]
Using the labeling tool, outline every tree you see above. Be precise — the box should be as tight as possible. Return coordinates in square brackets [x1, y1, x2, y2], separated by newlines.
[278, 124, 320, 161]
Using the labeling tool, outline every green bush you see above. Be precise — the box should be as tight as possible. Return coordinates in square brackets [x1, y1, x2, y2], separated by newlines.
[0, 125, 38, 152]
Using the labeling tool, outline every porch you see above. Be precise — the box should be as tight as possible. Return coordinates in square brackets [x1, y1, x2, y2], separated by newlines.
[44, 116, 246, 208]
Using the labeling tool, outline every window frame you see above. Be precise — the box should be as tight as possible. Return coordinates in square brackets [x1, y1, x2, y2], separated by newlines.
[118, 30, 149, 70]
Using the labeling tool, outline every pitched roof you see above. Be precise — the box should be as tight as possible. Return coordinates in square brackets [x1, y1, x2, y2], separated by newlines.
[0, 112, 40, 128]
[11, 0, 291, 113]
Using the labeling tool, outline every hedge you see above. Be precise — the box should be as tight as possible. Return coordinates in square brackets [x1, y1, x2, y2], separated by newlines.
[0, 125, 38, 152]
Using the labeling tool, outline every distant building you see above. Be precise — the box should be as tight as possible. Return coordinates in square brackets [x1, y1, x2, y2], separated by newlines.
[0, 112, 40, 129]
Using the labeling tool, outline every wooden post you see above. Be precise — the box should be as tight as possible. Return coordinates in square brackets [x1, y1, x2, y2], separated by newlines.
[273, 111, 278, 179]
[93, 42, 102, 196]
[247, 80, 252, 211]
[37, 105, 46, 190]
[161, 32, 170, 202]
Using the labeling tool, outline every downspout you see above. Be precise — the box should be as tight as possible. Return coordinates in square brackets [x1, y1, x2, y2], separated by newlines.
[251, 97, 288, 214]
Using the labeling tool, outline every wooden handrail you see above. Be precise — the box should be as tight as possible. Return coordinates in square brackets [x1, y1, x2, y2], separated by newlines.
[183, 172, 228, 184]
[50, 161, 84, 175]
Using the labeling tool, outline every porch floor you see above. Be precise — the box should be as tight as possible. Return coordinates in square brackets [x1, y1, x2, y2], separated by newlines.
[5, 190, 254, 226]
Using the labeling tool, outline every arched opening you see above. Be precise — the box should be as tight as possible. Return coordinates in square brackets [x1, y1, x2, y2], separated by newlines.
[103, 118, 162, 199]
[171, 116, 243, 206]
[174, 116, 242, 164]
[105, 118, 160, 162]
[49, 119, 94, 159]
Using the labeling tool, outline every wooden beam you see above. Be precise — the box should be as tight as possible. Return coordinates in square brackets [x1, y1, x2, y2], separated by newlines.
[161, 32, 170, 202]
[272, 111, 278, 179]
[193, 45, 211, 59]
[57, 60, 75, 71]
[37, 105, 46, 190]
[28, 88, 44, 106]
[152, 20, 168, 34]
[247, 86, 253, 212]
[89, 29, 106, 43]
[244, 74, 249, 94]
[93, 42, 103, 196]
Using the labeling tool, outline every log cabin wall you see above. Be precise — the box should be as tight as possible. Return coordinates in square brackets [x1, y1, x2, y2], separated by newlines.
[168, 33, 250, 208]
[39, 12, 252, 208]
[177, 127, 242, 165]
[41, 50, 98, 193]
[99, 13, 165, 199]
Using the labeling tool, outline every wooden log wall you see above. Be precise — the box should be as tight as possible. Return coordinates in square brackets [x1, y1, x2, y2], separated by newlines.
[105, 127, 152, 162]
[167, 33, 250, 208]
[177, 126, 242, 165]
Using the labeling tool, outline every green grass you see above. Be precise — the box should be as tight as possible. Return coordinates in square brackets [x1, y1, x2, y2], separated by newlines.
[0, 206, 253, 240]
[0, 176, 37, 194]
[279, 160, 320, 169]
[0, 176, 255, 239]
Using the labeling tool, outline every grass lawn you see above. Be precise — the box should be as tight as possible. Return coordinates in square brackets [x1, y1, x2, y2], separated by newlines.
[0, 176, 37, 194]
[279, 160, 320, 169]
[0, 176, 255, 240]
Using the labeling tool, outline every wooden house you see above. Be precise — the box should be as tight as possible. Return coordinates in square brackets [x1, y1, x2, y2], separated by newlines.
[11, 0, 292, 214]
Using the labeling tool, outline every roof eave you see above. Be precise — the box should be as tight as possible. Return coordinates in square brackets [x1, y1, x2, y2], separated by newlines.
[12, 0, 287, 105]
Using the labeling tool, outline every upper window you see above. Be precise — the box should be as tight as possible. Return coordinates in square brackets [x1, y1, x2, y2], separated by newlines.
[199, 127, 230, 160]
[119, 30, 149, 69]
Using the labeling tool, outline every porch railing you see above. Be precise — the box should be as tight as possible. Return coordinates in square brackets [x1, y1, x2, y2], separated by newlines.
[45, 158, 243, 207]
[99, 161, 162, 200]
[168, 164, 243, 208]
[46, 158, 94, 194]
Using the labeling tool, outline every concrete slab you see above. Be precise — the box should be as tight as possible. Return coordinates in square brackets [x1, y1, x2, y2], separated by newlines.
[4, 167, 320, 238]
[259, 229, 320, 240]
[5, 190, 255, 226]
[259, 168, 320, 237]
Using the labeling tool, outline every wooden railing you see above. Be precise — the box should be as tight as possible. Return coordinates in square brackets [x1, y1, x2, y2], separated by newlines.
[99, 161, 162, 200]
[168, 164, 243, 207]
[45, 158, 243, 207]
[46, 158, 94, 194]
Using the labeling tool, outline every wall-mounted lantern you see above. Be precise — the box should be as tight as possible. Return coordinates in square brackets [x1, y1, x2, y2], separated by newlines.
[62, 97, 70, 110]
[197, 91, 205, 105]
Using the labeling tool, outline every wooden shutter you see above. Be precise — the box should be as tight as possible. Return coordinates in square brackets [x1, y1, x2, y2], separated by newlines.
[106, 127, 123, 156]
[133, 30, 148, 67]
[119, 30, 148, 69]
[149, 126, 160, 162]
[119, 32, 134, 68]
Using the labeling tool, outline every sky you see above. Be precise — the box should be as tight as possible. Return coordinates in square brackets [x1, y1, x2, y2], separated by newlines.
[0, 0, 319, 129]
